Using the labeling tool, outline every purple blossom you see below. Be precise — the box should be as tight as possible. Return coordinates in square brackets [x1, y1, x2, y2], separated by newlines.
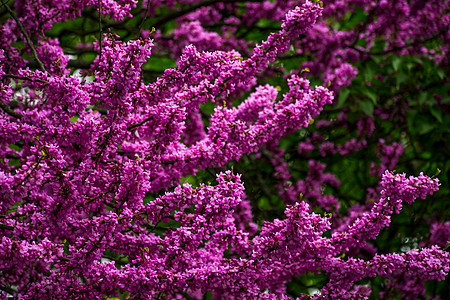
[0, 0, 448, 298]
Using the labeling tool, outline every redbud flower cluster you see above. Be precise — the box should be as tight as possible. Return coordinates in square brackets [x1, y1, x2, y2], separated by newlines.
[0, 0, 449, 299]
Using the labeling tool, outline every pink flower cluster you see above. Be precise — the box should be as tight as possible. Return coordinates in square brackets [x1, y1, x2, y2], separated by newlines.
[0, 0, 448, 299]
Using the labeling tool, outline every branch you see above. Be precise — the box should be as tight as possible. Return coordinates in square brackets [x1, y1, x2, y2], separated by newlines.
[1, 0, 46, 72]
[151, 0, 264, 29]
[28, 59, 92, 70]
[58, 256, 71, 262]
[0, 223, 14, 230]
[102, 254, 128, 266]
[350, 24, 450, 56]
[3, 73, 48, 83]
[0, 101, 23, 119]
[0, 285, 17, 296]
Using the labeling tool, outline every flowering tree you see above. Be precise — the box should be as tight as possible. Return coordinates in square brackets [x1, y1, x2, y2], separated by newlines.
[0, 0, 449, 299]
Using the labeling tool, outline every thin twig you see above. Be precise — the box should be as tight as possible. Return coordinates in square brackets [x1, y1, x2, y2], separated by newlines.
[138, 0, 152, 38]
[127, 116, 153, 131]
[1, 0, 46, 72]
[3, 73, 48, 83]
[13, 155, 44, 190]
[94, 114, 117, 168]
[98, 0, 103, 62]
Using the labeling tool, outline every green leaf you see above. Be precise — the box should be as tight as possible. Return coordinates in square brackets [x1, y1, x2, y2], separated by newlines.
[8, 144, 21, 151]
[203, 291, 213, 300]
[416, 117, 435, 135]
[363, 63, 377, 82]
[360, 100, 374, 116]
[8, 158, 21, 167]
[69, 115, 79, 123]
[407, 109, 418, 135]
[396, 73, 408, 88]
[392, 57, 401, 72]
[364, 87, 377, 104]
[436, 69, 445, 80]
[258, 197, 272, 210]
[371, 55, 382, 64]
[418, 92, 428, 105]
[430, 105, 443, 123]
[341, 7, 367, 30]
[337, 89, 350, 108]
